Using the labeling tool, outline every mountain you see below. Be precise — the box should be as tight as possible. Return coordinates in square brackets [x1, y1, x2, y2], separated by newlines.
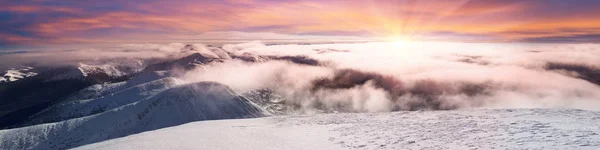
[0, 66, 38, 83]
[0, 62, 145, 129]
[143, 52, 225, 71]
[0, 45, 235, 129]
[0, 81, 266, 150]
[0, 45, 351, 129]
[0, 67, 99, 129]
[64, 70, 176, 102]
[24, 77, 184, 126]
[144, 44, 232, 72]
[0, 44, 331, 149]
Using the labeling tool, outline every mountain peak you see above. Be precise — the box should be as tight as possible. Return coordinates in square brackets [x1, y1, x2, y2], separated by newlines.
[0, 66, 38, 83]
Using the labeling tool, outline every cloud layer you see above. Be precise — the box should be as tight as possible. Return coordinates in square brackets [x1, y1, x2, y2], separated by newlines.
[182, 41, 600, 112]
[2, 41, 600, 112]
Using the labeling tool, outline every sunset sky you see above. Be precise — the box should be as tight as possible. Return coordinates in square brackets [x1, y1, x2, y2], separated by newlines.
[1, 0, 600, 47]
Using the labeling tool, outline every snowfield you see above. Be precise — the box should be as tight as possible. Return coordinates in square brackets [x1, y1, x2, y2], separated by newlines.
[75, 108, 600, 150]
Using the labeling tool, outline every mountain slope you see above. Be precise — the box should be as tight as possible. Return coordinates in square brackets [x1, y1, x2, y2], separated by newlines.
[24, 77, 184, 126]
[0, 81, 266, 150]
[0, 64, 142, 129]
[64, 70, 175, 101]
[143, 52, 225, 72]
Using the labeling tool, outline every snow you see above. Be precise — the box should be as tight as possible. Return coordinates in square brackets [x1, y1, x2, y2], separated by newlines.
[76, 118, 340, 150]
[43, 62, 142, 82]
[44, 67, 86, 82]
[26, 77, 185, 125]
[0, 82, 266, 150]
[78, 63, 128, 77]
[180, 44, 232, 60]
[74, 109, 600, 150]
[65, 70, 175, 101]
[0, 66, 38, 83]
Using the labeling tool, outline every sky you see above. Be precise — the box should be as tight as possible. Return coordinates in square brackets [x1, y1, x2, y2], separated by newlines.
[1, 0, 600, 48]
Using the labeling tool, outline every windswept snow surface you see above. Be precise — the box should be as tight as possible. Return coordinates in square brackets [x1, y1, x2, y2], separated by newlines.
[75, 109, 600, 150]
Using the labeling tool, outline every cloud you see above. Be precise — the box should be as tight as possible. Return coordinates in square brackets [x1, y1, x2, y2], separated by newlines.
[225, 0, 255, 5]
[181, 41, 600, 112]
[0, 43, 193, 70]
[1, 39, 600, 112]
[2, 0, 600, 45]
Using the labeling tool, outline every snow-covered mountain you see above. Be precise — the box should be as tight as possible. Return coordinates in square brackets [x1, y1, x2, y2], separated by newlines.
[24, 77, 185, 126]
[0, 81, 266, 150]
[0, 60, 147, 128]
[0, 66, 38, 83]
[0, 44, 327, 149]
[0, 45, 275, 130]
[64, 70, 176, 101]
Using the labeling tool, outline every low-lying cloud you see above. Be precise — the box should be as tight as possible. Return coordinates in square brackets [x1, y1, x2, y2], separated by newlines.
[183, 41, 600, 112]
[3, 41, 600, 112]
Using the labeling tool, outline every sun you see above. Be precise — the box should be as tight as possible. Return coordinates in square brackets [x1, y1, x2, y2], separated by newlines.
[387, 36, 413, 49]
[392, 40, 411, 48]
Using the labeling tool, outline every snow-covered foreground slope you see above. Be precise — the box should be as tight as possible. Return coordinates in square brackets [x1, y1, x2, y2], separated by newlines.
[76, 109, 600, 150]
[0, 82, 266, 150]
